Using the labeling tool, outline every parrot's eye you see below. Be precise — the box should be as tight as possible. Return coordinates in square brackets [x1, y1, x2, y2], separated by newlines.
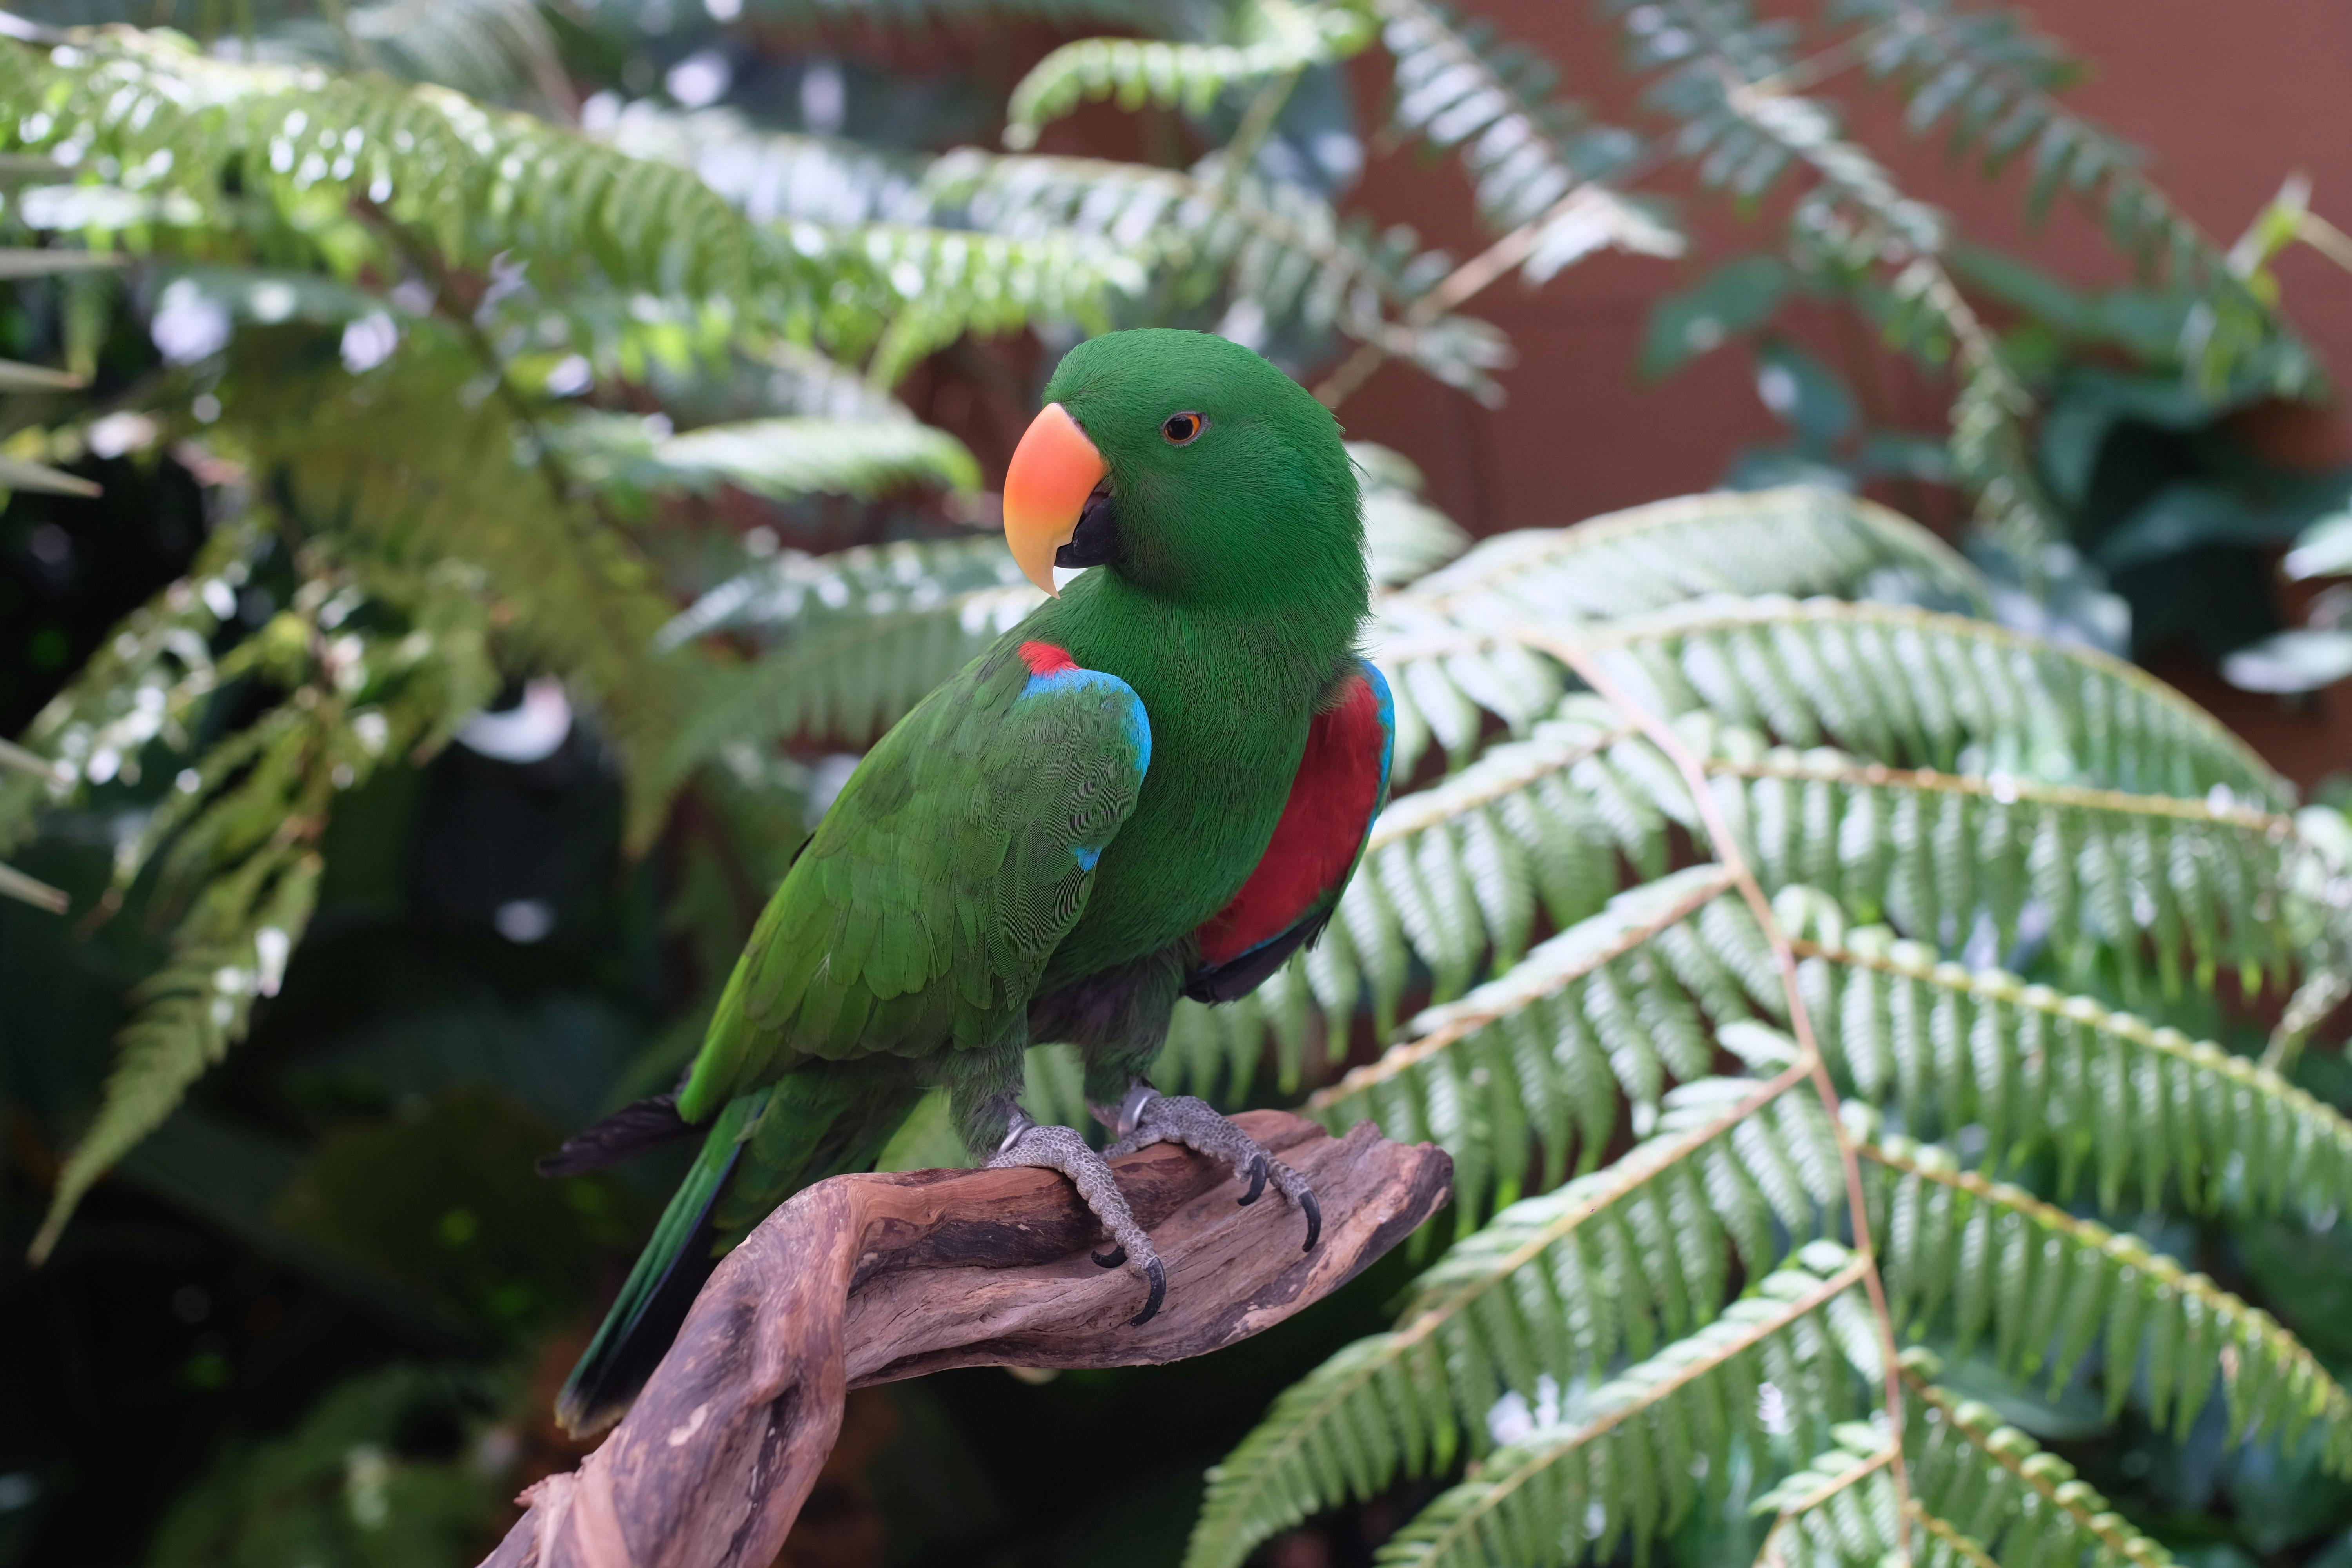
[1160, 411, 1206, 446]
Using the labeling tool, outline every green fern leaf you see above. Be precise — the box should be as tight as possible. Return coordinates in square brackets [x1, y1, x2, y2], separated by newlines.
[1857, 1119, 2352, 1466]
[1899, 1354, 2178, 1567]
[1004, 2, 1376, 149]
[1785, 902, 2352, 1217]
[546, 411, 982, 503]
[1186, 1063, 1835, 1568]
[1377, 0, 1678, 280]
[1372, 1245, 1874, 1568]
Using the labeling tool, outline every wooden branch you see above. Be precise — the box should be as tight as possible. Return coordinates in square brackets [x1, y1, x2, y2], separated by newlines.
[481, 1112, 1450, 1568]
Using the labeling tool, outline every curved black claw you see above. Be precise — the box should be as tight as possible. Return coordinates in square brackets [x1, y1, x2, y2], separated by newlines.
[1128, 1256, 1168, 1327]
[1237, 1154, 1269, 1207]
[1092, 1244, 1127, 1269]
[1299, 1189, 1323, 1252]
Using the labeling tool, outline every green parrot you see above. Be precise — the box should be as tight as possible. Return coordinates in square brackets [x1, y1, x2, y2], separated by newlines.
[548, 328, 1395, 1434]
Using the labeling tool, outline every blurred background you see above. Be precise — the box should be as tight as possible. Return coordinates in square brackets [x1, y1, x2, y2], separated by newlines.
[5, 0, 2352, 1564]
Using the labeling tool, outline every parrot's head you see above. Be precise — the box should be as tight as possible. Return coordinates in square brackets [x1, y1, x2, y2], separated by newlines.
[1001, 329, 1367, 612]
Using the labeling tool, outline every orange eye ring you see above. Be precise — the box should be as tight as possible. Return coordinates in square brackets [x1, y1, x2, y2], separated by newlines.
[1160, 411, 1206, 445]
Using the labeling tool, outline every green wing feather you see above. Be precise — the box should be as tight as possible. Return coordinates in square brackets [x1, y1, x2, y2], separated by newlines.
[678, 640, 1152, 1120]
[558, 641, 1149, 1434]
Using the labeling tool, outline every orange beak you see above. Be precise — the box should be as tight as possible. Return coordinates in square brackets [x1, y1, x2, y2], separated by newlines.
[1002, 402, 1107, 597]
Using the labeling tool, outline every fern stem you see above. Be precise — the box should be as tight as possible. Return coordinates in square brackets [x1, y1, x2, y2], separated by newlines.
[1699, 754, 2293, 835]
[1736, 24, 1886, 102]
[1221, 65, 1305, 190]
[1421, 1256, 1874, 1562]
[1216, 1059, 1812, 1547]
[1864, 1136, 2352, 1446]
[1305, 863, 1737, 1104]
[1904, 1501, 1999, 1568]
[1363, 723, 1639, 851]
[1528, 626, 1917, 1545]
[1796, 933, 2352, 1172]
[1901, 1370, 2167, 1563]
[1776, 1440, 1899, 1516]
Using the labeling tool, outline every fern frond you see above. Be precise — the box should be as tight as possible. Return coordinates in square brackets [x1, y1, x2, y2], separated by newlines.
[20, 535, 502, 1257]
[1566, 598, 2284, 804]
[1004, 2, 1375, 150]
[545, 411, 982, 503]
[607, 0, 1163, 27]
[1, 514, 261, 850]
[0, 30, 820, 316]
[1377, 0, 1676, 281]
[1383, 597, 2285, 811]
[338, 0, 570, 108]
[1708, 724, 2312, 1002]
[1306, 865, 1779, 1216]
[1899, 1356, 2177, 1567]
[29, 843, 320, 1261]
[217, 330, 684, 842]
[1752, 1425, 1905, 1568]
[1858, 1121, 2352, 1466]
[1185, 1063, 1831, 1568]
[927, 148, 1510, 396]
[1355, 442, 1471, 585]
[1783, 901, 2352, 1216]
[1373, 488, 1987, 771]
[657, 537, 1040, 782]
[1374, 1245, 1876, 1568]
[1600, 0, 2065, 554]
[593, 101, 928, 225]
[1164, 704, 1661, 1101]
[1831, 0, 2319, 397]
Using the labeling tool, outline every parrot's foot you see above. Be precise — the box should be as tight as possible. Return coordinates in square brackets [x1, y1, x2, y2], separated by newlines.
[1104, 1086, 1321, 1253]
[987, 1112, 1166, 1326]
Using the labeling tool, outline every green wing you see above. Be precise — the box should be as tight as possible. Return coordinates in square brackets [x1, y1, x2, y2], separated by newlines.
[676, 641, 1151, 1122]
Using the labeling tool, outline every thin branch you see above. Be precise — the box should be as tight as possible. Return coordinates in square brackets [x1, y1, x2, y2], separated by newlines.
[486, 1114, 1450, 1568]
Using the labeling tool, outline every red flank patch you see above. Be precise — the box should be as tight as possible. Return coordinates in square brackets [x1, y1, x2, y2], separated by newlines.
[1195, 674, 1387, 966]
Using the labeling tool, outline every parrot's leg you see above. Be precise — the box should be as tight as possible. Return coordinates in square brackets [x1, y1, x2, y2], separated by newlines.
[1102, 1082, 1321, 1253]
[987, 1108, 1165, 1325]
[955, 1057, 1167, 1326]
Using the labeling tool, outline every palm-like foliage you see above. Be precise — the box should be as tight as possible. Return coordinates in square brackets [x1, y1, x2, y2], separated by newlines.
[3, 1, 2346, 1562]
[1177, 490, 2352, 1568]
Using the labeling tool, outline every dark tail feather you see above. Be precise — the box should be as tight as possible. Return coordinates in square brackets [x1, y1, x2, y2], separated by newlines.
[554, 1071, 924, 1436]
[555, 1091, 763, 1436]
[536, 1093, 695, 1177]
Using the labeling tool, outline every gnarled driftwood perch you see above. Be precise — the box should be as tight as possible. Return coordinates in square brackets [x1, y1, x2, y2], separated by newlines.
[482, 1111, 1449, 1568]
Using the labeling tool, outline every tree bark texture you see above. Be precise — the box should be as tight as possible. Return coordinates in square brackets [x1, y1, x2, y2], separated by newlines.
[480, 1111, 1451, 1568]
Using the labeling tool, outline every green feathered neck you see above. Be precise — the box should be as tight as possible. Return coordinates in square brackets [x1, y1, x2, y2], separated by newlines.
[1025, 545, 1369, 987]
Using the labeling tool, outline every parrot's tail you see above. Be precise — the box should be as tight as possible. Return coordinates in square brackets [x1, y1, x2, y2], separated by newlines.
[554, 1069, 923, 1436]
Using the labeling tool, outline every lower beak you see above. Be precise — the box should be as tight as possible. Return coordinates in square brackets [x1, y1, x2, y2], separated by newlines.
[1002, 402, 1107, 597]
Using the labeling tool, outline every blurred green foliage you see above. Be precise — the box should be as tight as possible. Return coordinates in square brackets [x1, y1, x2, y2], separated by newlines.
[5, 0, 2352, 1564]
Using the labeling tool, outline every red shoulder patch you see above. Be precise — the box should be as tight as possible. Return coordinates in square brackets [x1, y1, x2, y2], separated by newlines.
[1019, 640, 1078, 676]
[1195, 674, 1387, 967]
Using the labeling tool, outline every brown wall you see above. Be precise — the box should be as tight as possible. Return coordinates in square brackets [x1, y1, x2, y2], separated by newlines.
[1336, 1, 2352, 536]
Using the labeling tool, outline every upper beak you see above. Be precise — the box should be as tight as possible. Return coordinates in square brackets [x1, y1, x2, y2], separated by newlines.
[1002, 402, 1107, 597]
